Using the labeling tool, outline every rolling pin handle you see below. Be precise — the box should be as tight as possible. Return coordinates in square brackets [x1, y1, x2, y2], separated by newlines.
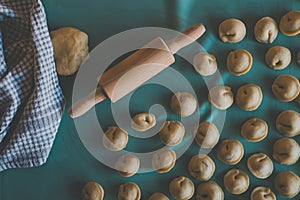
[167, 23, 206, 54]
[68, 86, 107, 118]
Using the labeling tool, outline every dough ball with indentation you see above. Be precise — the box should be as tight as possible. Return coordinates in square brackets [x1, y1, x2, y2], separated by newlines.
[250, 186, 276, 200]
[131, 113, 156, 131]
[272, 74, 300, 102]
[280, 10, 300, 36]
[195, 122, 220, 149]
[115, 154, 140, 177]
[152, 148, 176, 173]
[171, 92, 197, 117]
[254, 16, 278, 43]
[219, 18, 246, 43]
[226, 49, 252, 76]
[103, 126, 128, 151]
[273, 138, 300, 165]
[169, 176, 194, 200]
[148, 193, 169, 200]
[217, 139, 244, 165]
[118, 182, 141, 200]
[82, 182, 104, 200]
[276, 110, 300, 137]
[193, 52, 217, 76]
[159, 121, 185, 146]
[247, 153, 273, 179]
[208, 86, 234, 110]
[196, 181, 224, 200]
[241, 118, 268, 142]
[50, 27, 89, 76]
[274, 171, 300, 198]
[236, 84, 263, 111]
[265, 46, 291, 70]
[188, 154, 215, 181]
[223, 169, 249, 195]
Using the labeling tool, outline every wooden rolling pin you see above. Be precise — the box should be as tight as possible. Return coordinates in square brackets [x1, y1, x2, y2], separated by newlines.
[69, 23, 206, 118]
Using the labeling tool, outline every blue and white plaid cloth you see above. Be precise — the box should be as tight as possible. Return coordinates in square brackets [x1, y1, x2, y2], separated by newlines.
[0, 0, 65, 171]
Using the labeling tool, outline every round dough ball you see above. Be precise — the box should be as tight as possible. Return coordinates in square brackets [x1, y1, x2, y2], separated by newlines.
[273, 138, 300, 165]
[131, 113, 156, 132]
[103, 126, 128, 151]
[82, 182, 104, 200]
[297, 50, 300, 66]
[208, 86, 234, 110]
[254, 16, 278, 43]
[196, 181, 224, 200]
[276, 110, 300, 137]
[188, 154, 215, 181]
[159, 121, 185, 146]
[50, 27, 89, 76]
[250, 186, 276, 200]
[219, 18, 246, 43]
[265, 46, 291, 70]
[247, 153, 273, 179]
[118, 182, 141, 200]
[236, 84, 263, 111]
[274, 171, 300, 198]
[152, 148, 176, 173]
[115, 154, 140, 177]
[223, 169, 249, 195]
[217, 139, 244, 165]
[272, 74, 300, 102]
[193, 52, 217, 76]
[169, 176, 195, 200]
[241, 118, 268, 142]
[171, 92, 197, 117]
[226, 49, 252, 76]
[279, 10, 300, 36]
[148, 193, 169, 200]
[195, 122, 220, 149]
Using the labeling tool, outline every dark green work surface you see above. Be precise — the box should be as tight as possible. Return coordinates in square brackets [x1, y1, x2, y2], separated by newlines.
[1, 0, 300, 199]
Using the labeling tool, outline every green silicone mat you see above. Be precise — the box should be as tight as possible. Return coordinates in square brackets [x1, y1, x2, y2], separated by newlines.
[1, 0, 300, 199]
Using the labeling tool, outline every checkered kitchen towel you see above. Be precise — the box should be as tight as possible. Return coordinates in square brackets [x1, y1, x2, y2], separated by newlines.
[0, 0, 65, 171]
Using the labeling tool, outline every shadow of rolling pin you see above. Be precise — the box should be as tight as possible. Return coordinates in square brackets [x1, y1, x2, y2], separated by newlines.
[69, 23, 206, 118]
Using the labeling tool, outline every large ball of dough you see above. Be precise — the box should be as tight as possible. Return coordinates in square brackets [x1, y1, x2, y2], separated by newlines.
[50, 27, 89, 76]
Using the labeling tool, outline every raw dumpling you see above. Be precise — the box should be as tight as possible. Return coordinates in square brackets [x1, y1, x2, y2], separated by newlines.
[118, 182, 141, 200]
[217, 139, 244, 165]
[50, 27, 89, 76]
[131, 113, 156, 131]
[188, 154, 215, 181]
[254, 16, 278, 43]
[103, 126, 128, 151]
[223, 169, 249, 195]
[115, 154, 140, 177]
[265, 46, 291, 70]
[195, 122, 220, 149]
[219, 18, 246, 43]
[159, 121, 185, 146]
[208, 86, 234, 110]
[279, 10, 300, 36]
[148, 193, 169, 200]
[169, 176, 194, 200]
[274, 171, 300, 198]
[170, 92, 197, 117]
[250, 186, 276, 200]
[236, 84, 263, 111]
[273, 138, 300, 165]
[82, 182, 104, 200]
[152, 148, 176, 173]
[272, 74, 300, 102]
[196, 181, 224, 200]
[226, 49, 252, 76]
[247, 153, 273, 179]
[193, 52, 217, 76]
[276, 110, 300, 137]
[241, 118, 268, 142]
